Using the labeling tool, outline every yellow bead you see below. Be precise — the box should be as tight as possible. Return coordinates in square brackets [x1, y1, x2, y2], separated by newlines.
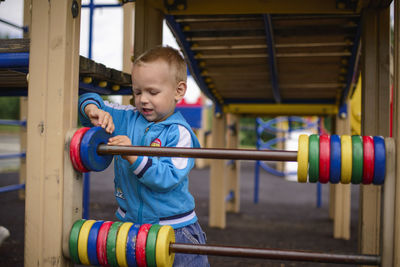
[341, 135, 352, 184]
[156, 225, 175, 267]
[297, 134, 309, 183]
[116, 222, 133, 267]
[78, 220, 96, 265]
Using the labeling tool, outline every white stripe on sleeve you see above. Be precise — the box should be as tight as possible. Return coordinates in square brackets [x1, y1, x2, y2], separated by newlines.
[133, 157, 149, 175]
[171, 125, 191, 170]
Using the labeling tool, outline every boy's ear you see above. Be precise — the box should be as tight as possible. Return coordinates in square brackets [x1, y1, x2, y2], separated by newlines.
[175, 81, 187, 102]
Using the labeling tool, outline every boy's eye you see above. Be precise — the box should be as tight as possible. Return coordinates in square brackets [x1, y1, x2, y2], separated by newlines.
[134, 91, 141, 95]
[150, 91, 158, 95]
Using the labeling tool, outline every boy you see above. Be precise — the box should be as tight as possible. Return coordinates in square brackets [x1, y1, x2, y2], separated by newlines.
[79, 46, 209, 266]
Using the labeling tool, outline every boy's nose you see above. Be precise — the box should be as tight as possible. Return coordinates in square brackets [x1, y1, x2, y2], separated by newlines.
[140, 94, 149, 103]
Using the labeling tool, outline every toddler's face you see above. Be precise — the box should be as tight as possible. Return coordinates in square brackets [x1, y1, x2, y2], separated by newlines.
[132, 59, 184, 122]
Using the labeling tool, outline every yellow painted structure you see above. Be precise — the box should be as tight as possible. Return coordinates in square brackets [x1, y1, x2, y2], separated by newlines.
[223, 104, 338, 116]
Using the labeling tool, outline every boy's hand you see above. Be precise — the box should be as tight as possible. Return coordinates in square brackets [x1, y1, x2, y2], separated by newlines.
[108, 135, 138, 164]
[85, 104, 114, 134]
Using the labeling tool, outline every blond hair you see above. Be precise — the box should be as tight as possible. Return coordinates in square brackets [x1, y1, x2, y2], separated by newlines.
[133, 46, 187, 84]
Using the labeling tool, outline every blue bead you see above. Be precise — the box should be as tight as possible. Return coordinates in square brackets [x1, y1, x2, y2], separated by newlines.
[80, 126, 113, 172]
[373, 136, 385, 185]
[87, 220, 104, 265]
[126, 224, 141, 267]
[329, 135, 341, 183]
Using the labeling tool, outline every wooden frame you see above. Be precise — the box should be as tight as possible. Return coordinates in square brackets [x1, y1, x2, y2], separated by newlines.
[360, 6, 390, 261]
[24, 0, 81, 264]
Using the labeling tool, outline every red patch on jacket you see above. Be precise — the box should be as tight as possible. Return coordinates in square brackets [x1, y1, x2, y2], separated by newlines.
[150, 138, 161, 147]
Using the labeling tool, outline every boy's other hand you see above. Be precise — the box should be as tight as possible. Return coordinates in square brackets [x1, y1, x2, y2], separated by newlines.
[107, 135, 132, 146]
[108, 135, 137, 164]
[85, 104, 115, 134]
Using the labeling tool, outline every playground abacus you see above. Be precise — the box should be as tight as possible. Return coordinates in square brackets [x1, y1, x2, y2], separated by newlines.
[65, 126, 393, 266]
[70, 126, 391, 185]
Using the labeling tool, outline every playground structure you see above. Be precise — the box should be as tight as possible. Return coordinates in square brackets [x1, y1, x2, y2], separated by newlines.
[0, 0, 399, 266]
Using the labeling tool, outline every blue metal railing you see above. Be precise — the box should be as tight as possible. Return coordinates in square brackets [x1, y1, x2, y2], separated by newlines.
[254, 116, 320, 205]
[0, 120, 26, 194]
[0, 120, 26, 127]
[0, 18, 28, 33]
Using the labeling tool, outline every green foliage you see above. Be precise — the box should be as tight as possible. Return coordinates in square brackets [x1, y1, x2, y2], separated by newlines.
[0, 97, 20, 119]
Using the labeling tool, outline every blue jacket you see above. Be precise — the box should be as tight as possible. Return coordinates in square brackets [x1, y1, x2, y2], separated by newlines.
[79, 93, 200, 228]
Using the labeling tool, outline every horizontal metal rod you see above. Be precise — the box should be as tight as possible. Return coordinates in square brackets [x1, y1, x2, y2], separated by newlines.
[97, 145, 298, 161]
[169, 243, 380, 265]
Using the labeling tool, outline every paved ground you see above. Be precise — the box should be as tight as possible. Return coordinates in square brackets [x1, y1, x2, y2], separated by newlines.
[0, 159, 360, 267]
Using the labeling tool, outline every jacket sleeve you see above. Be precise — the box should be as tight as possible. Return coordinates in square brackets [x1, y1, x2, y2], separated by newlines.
[78, 92, 136, 130]
[129, 125, 195, 192]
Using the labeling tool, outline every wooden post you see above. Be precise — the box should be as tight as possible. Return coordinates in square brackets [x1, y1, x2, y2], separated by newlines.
[360, 7, 390, 263]
[329, 183, 335, 219]
[19, 0, 31, 200]
[122, 1, 134, 106]
[333, 105, 351, 240]
[226, 114, 240, 213]
[134, 0, 163, 58]
[19, 97, 27, 200]
[24, 0, 81, 265]
[209, 112, 226, 228]
[196, 93, 211, 168]
[392, 1, 400, 266]
[276, 116, 286, 172]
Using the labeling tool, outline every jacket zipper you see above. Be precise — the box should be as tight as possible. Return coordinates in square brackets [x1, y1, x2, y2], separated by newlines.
[138, 125, 151, 223]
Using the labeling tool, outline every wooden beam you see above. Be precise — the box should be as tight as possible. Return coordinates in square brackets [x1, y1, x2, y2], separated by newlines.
[194, 51, 351, 59]
[225, 114, 240, 213]
[19, 0, 31, 200]
[134, 0, 163, 59]
[223, 104, 338, 116]
[24, 0, 81, 265]
[209, 112, 227, 228]
[19, 96, 27, 200]
[360, 6, 390, 263]
[333, 103, 351, 240]
[195, 93, 211, 168]
[191, 42, 352, 51]
[149, 0, 362, 15]
[392, 1, 400, 266]
[122, 2, 134, 105]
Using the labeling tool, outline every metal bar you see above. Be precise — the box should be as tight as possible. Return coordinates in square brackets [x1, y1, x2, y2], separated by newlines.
[97, 145, 298, 161]
[263, 14, 281, 103]
[0, 153, 26, 160]
[81, 4, 121, 8]
[88, 0, 94, 60]
[0, 18, 28, 32]
[0, 52, 29, 68]
[0, 184, 25, 194]
[169, 243, 380, 265]
[0, 119, 26, 126]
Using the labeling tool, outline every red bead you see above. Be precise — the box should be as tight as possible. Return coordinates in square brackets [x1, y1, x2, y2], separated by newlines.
[136, 224, 152, 267]
[362, 136, 374, 184]
[70, 127, 90, 172]
[96, 221, 113, 266]
[319, 134, 330, 183]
